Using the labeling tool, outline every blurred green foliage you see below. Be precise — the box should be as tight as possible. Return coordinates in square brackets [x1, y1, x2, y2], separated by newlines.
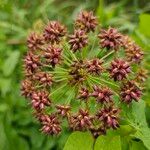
[0, 0, 150, 150]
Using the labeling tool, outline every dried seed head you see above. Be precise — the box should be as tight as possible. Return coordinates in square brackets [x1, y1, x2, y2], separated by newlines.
[69, 109, 93, 131]
[68, 30, 88, 52]
[31, 90, 51, 110]
[91, 85, 113, 103]
[75, 11, 98, 32]
[120, 81, 142, 104]
[86, 58, 103, 75]
[21, 79, 34, 98]
[41, 114, 61, 135]
[125, 44, 144, 63]
[96, 106, 120, 129]
[108, 59, 131, 81]
[44, 45, 62, 67]
[56, 105, 71, 117]
[77, 87, 89, 100]
[27, 32, 44, 51]
[24, 52, 41, 74]
[33, 72, 53, 87]
[43, 21, 66, 43]
[99, 27, 123, 51]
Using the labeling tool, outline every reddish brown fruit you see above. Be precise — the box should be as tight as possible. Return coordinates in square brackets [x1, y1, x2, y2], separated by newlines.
[108, 59, 131, 81]
[68, 30, 88, 52]
[96, 106, 120, 129]
[120, 81, 142, 104]
[91, 85, 113, 103]
[31, 90, 51, 110]
[56, 105, 71, 117]
[33, 72, 53, 87]
[77, 87, 89, 100]
[75, 11, 98, 32]
[44, 45, 62, 67]
[21, 79, 34, 98]
[27, 32, 44, 51]
[98, 27, 123, 51]
[86, 58, 103, 75]
[40, 114, 61, 135]
[69, 109, 93, 131]
[24, 52, 41, 74]
[43, 21, 66, 43]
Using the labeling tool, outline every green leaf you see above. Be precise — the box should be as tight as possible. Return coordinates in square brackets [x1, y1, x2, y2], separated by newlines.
[134, 127, 150, 150]
[132, 100, 147, 126]
[2, 51, 20, 76]
[0, 78, 11, 96]
[94, 135, 121, 150]
[63, 131, 94, 150]
[129, 141, 146, 150]
[128, 100, 150, 150]
[139, 14, 150, 37]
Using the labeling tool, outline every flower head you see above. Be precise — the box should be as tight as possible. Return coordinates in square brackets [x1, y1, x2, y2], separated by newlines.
[108, 59, 131, 81]
[24, 52, 41, 74]
[125, 44, 143, 63]
[21, 79, 34, 98]
[27, 32, 44, 51]
[96, 106, 120, 129]
[120, 81, 142, 104]
[44, 45, 62, 67]
[31, 90, 51, 111]
[33, 72, 53, 87]
[77, 87, 89, 100]
[98, 27, 123, 50]
[69, 109, 93, 131]
[21, 10, 145, 137]
[91, 85, 113, 103]
[56, 105, 71, 117]
[86, 58, 103, 75]
[75, 11, 98, 32]
[43, 21, 66, 43]
[40, 114, 61, 135]
[68, 30, 88, 52]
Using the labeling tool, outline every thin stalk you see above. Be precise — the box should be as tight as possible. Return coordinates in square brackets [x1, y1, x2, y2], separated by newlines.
[55, 66, 68, 72]
[88, 34, 97, 58]
[62, 54, 72, 64]
[91, 76, 119, 88]
[64, 43, 78, 61]
[49, 83, 67, 96]
[54, 78, 68, 82]
[65, 86, 76, 104]
[100, 50, 114, 60]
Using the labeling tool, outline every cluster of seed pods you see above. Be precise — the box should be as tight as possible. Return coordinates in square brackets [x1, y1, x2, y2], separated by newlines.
[21, 10, 146, 138]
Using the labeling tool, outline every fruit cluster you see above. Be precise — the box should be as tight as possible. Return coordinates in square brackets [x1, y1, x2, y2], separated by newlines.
[21, 11, 146, 138]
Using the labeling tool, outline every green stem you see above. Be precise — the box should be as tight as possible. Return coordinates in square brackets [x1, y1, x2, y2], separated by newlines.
[49, 83, 67, 96]
[100, 50, 114, 60]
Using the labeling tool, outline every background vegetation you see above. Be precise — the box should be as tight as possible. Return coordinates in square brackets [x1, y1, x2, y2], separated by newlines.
[0, 0, 150, 150]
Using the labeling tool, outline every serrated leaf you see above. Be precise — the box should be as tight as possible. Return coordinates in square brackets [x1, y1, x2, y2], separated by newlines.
[2, 51, 20, 76]
[94, 135, 121, 150]
[139, 14, 150, 37]
[63, 131, 94, 150]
